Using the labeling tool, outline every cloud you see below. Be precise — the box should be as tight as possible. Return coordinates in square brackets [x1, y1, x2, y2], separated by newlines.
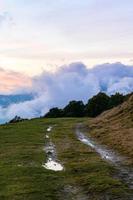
[0, 67, 31, 94]
[0, 13, 7, 24]
[0, 12, 13, 26]
[0, 62, 133, 123]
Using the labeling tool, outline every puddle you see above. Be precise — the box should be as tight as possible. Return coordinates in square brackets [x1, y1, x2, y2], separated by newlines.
[43, 158, 63, 171]
[76, 127, 133, 189]
[76, 130, 122, 164]
[47, 126, 53, 132]
[43, 126, 63, 171]
[46, 134, 49, 139]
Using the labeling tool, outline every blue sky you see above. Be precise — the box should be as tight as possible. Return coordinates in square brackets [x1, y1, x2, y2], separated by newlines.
[0, 0, 133, 75]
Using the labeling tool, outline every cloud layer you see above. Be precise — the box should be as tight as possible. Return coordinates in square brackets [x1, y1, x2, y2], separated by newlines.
[0, 62, 133, 123]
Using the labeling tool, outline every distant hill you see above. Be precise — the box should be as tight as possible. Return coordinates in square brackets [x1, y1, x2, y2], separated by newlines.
[0, 94, 34, 107]
[88, 94, 133, 162]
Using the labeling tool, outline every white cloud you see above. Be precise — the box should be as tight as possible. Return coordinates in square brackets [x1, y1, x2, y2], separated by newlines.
[0, 11, 13, 28]
[0, 62, 133, 123]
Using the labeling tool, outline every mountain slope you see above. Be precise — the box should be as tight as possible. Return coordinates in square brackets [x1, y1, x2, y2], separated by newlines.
[88, 94, 133, 161]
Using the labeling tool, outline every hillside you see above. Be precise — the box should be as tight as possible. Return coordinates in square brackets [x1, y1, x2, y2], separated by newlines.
[0, 95, 133, 199]
[1, 118, 133, 199]
[88, 94, 133, 162]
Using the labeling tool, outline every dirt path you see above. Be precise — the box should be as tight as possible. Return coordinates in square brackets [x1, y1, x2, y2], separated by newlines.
[42, 126, 64, 171]
[59, 185, 89, 200]
[41, 122, 133, 199]
[76, 124, 133, 190]
[44, 125, 89, 200]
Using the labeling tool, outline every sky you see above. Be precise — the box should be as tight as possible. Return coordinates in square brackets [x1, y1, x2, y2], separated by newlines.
[0, 1, 133, 121]
[0, 0, 133, 78]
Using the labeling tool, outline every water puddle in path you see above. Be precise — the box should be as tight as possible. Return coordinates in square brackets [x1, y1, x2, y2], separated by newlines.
[47, 126, 53, 132]
[45, 134, 49, 139]
[76, 126, 133, 189]
[43, 126, 63, 171]
[76, 129, 122, 164]
[43, 158, 63, 171]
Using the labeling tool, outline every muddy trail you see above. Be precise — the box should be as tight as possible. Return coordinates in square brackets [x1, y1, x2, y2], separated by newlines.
[43, 126, 64, 171]
[43, 125, 89, 200]
[42, 124, 133, 199]
[76, 124, 133, 190]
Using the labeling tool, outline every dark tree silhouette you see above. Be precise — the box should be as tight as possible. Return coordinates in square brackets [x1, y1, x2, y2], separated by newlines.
[9, 116, 25, 123]
[44, 92, 131, 118]
[63, 100, 85, 117]
[85, 92, 110, 117]
[44, 107, 63, 118]
[108, 93, 125, 109]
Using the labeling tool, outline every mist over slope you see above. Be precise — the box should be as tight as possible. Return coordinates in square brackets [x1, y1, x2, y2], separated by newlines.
[0, 62, 133, 123]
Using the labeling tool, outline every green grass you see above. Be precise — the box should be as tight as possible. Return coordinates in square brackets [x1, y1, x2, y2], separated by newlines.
[0, 118, 132, 199]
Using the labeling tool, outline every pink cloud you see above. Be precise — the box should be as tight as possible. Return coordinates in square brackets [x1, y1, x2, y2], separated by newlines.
[0, 68, 31, 93]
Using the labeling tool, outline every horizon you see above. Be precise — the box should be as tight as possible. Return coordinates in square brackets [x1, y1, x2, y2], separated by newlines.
[0, 62, 133, 123]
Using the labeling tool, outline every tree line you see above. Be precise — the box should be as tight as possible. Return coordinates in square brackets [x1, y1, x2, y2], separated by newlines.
[44, 92, 131, 118]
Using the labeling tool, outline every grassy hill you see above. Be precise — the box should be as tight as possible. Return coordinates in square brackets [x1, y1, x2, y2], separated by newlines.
[0, 116, 133, 199]
[87, 94, 133, 163]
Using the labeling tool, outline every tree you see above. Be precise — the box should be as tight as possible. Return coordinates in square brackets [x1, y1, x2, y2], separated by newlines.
[85, 92, 110, 117]
[108, 93, 125, 109]
[9, 116, 25, 123]
[44, 92, 130, 119]
[44, 107, 63, 118]
[63, 100, 85, 117]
